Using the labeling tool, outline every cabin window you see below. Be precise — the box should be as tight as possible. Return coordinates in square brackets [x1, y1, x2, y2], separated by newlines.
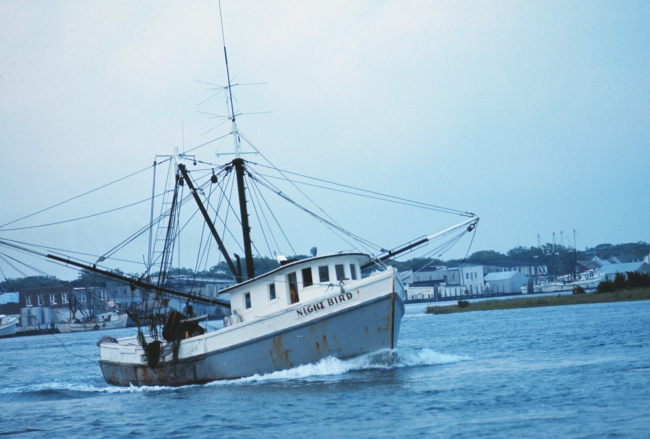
[49, 293, 57, 305]
[319, 266, 329, 283]
[79, 292, 86, 302]
[37, 295, 44, 306]
[350, 264, 358, 280]
[287, 272, 299, 304]
[335, 264, 345, 281]
[26, 296, 32, 306]
[100, 290, 107, 300]
[62, 293, 69, 304]
[244, 292, 252, 309]
[268, 283, 276, 301]
[302, 267, 313, 288]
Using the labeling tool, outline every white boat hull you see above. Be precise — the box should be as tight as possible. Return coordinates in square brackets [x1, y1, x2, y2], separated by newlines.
[99, 270, 403, 386]
[58, 313, 128, 333]
[540, 276, 604, 293]
[0, 316, 18, 338]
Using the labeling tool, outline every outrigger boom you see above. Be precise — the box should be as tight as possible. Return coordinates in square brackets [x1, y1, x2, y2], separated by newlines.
[0, 239, 230, 308]
[362, 215, 479, 269]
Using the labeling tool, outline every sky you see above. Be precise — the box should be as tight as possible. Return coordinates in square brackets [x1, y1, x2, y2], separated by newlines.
[0, 1, 649, 280]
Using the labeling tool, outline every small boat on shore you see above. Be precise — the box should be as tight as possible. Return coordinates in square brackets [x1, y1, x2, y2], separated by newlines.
[538, 271, 604, 293]
[58, 312, 128, 333]
[0, 314, 18, 338]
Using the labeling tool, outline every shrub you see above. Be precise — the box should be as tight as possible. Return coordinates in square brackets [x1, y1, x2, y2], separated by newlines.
[458, 300, 470, 308]
[597, 280, 616, 294]
[614, 272, 629, 290]
[573, 285, 586, 294]
[626, 271, 650, 288]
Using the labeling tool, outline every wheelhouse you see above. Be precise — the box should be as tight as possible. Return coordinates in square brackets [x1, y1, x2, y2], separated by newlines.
[220, 253, 371, 321]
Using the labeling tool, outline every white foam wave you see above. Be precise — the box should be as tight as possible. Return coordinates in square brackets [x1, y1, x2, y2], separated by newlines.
[208, 348, 470, 385]
[0, 381, 195, 395]
[2, 348, 468, 394]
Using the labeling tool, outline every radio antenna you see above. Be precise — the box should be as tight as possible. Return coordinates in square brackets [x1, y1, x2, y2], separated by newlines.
[218, 0, 236, 123]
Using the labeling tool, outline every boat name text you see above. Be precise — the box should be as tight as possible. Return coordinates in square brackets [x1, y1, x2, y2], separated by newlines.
[296, 292, 356, 318]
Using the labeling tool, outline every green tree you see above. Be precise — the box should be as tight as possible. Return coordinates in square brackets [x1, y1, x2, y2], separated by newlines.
[596, 280, 616, 294]
[627, 271, 650, 288]
[614, 272, 628, 290]
[0, 275, 61, 291]
[468, 250, 505, 260]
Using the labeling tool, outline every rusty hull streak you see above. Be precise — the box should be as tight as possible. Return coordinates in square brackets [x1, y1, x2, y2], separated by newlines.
[272, 334, 292, 367]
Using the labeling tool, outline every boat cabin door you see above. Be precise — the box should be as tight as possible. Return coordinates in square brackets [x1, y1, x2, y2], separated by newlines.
[287, 272, 300, 304]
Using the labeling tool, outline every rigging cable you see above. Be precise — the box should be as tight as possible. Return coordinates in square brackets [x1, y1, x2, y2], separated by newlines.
[254, 172, 464, 214]
[248, 172, 382, 251]
[245, 175, 275, 267]
[248, 176, 282, 256]
[0, 190, 174, 232]
[0, 238, 142, 265]
[0, 159, 169, 230]
[238, 131, 347, 228]
[247, 166, 378, 256]
[250, 162, 473, 217]
[247, 174, 297, 255]
[183, 132, 233, 155]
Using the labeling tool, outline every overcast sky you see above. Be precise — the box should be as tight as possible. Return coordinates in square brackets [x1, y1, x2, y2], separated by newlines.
[1, 1, 649, 280]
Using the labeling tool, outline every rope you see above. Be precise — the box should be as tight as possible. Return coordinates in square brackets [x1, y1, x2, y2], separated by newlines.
[249, 162, 473, 217]
[254, 171, 469, 215]
[248, 173, 297, 255]
[247, 176, 277, 261]
[0, 160, 168, 230]
[247, 167, 377, 256]
[238, 132, 347, 228]
[0, 190, 173, 232]
[248, 177, 282, 255]
[0, 238, 142, 265]
[248, 172, 382, 251]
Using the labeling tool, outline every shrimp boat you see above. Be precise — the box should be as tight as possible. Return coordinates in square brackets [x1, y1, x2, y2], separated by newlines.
[100, 254, 405, 385]
[0, 9, 478, 386]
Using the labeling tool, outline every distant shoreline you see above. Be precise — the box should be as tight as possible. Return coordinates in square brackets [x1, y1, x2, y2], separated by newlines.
[426, 287, 650, 314]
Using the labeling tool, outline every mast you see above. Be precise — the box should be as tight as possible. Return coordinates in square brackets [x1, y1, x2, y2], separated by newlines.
[233, 158, 255, 279]
[218, 1, 255, 280]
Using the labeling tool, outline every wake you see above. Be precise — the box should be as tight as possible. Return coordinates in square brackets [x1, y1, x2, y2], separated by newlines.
[2, 348, 468, 395]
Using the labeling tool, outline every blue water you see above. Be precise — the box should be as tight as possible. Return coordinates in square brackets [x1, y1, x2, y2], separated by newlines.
[2, 301, 649, 438]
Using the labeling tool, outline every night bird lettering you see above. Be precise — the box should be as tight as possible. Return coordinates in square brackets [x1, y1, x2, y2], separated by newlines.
[297, 292, 355, 318]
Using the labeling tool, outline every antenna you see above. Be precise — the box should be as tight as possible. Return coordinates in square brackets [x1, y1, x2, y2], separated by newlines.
[218, 0, 236, 123]
[218, 0, 243, 158]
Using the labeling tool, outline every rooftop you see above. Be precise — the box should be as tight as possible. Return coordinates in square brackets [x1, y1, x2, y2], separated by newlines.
[484, 272, 526, 281]
[597, 261, 648, 275]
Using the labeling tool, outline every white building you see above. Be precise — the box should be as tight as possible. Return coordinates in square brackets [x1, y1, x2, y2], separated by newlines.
[402, 264, 486, 299]
[484, 271, 529, 294]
